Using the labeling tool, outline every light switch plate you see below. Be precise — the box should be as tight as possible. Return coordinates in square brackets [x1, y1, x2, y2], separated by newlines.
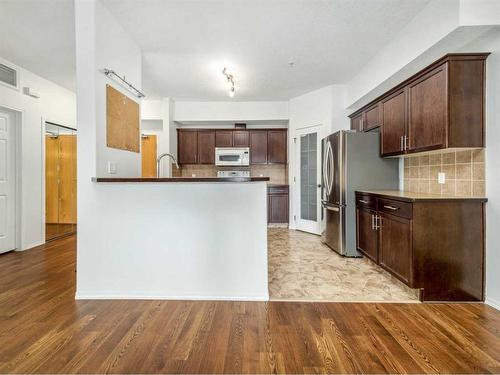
[107, 161, 117, 174]
[438, 172, 445, 184]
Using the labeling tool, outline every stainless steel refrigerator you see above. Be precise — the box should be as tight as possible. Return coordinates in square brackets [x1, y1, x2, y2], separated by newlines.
[321, 130, 399, 257]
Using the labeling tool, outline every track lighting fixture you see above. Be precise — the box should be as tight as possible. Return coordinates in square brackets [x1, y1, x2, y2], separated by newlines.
[222, 67, 235, 98]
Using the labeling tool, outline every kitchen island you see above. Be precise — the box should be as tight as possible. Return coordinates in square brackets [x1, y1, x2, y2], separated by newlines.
[76, 177, 269, 300]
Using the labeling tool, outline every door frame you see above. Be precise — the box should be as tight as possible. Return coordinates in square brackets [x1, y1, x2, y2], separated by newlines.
[292, 124, 324, 235]
[0, 105, 22, 252]
[43, 121, 78, 243]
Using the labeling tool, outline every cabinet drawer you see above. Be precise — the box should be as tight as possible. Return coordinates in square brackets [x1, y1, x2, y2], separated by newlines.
[356, 194, 377, 210]
[268, 185, 289, 195]
[377, 198, 412, 219]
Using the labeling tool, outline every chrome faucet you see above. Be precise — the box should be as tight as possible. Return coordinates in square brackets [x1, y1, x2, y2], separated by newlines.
[157, 153, 180, 177]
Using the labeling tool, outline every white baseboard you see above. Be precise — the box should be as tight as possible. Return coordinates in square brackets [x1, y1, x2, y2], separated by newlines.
[485, 297, 500, 311]
[75, 292, 269, 302]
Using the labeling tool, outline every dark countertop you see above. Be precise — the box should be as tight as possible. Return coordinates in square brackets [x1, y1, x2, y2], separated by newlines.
[356, 190, 487, 202]
[92, 177, 270, 183]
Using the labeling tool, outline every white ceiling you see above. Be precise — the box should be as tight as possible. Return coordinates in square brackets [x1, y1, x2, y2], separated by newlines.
[103, 0, 430, 100]
[0, 0, 76, 91]
[0, 0, 430, 101]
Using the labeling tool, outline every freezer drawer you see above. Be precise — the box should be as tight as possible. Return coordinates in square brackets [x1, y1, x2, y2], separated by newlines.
[322, 204, 345, 255]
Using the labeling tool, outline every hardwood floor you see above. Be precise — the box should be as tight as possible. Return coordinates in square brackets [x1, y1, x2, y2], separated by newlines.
[0, 235, 499, 373]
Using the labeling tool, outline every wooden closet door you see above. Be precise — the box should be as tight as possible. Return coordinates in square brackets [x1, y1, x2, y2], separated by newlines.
[58, 135, 77, 224]
[45, 136, 59, 224]
[141, 135, 157, 177]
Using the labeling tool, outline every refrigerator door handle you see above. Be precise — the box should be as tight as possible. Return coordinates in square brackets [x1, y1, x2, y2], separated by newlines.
[324, 205, 340, 212]
[327, 141, 334, 196]
[323, 142, 330, 194]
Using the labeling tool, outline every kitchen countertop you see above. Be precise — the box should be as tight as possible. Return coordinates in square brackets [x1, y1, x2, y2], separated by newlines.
[92, 177, 270, 183]
[356, 190, 488, 202]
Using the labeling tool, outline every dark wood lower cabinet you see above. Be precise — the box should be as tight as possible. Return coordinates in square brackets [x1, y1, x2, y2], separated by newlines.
[268, 185, 289, 224]
[378, 213, 412, 285]
[356, 208, 378, 263]
[355, 192, 486, 302]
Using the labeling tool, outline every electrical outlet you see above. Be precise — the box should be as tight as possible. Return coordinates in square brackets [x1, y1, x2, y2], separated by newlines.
[191, 173, 196, 177]
[107, 161, 117, 174]
[438, 172, 445, 184]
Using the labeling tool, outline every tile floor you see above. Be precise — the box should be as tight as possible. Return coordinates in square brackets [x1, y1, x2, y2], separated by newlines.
[268, 228, 419, 302]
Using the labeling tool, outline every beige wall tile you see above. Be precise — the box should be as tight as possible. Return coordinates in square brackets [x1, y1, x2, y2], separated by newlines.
[404, 167, 409, 178]
[456, 164, 472, 180]
[429, 180, 442, 195]
[429, 166, 441, 180]
[442, 152, 455, 165]
[404, 158, 410, 168]
[456, 150, 472, 163]
[472, 163, 485, 180]
[419, 165, 430, 179]
[456, 180, 472, 197]
[472, 149, 485, 163]
[409, 157, 420, 167]
[409, 167, 418, 178]
[442, 180, 456, 196]
[429, 154, 441, 166]
[418, 180, 430, 193]
[441, 164, 455, 179]
[472, 181, 486, 197]
[419, 155, 429, 166]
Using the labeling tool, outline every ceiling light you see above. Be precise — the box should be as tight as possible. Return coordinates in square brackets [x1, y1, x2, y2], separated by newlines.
[222, 67, 236, 98]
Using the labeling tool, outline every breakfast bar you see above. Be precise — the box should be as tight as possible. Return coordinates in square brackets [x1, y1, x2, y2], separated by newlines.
[76, 177, 270, 301]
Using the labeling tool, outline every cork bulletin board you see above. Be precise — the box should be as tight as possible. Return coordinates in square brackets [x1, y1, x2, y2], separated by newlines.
[106, 84, 140, 153]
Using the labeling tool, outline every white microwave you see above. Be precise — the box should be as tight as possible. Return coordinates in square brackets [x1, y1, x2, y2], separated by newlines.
[215, 147, 250, 166]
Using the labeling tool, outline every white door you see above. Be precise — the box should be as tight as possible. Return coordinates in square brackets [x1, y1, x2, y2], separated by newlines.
[0, 110, 16, 253]
[294, 125, 322, 234]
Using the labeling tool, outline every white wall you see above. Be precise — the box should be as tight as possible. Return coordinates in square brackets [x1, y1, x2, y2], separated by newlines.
[287, 85, 348, 230]
[95, 0, 142, 178]
[175, 101, 288, 123]
[0, 56, 76, 249]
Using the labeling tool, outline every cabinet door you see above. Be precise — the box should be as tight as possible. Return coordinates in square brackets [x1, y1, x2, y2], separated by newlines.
[350, 113, 363, 131]
[197, 131, 215, 164]
[267, 130, 287, 164]
[233, 131, 249, 147]
[364, 103, 381, 131]
[356, 207, 378, 263]
[250, 130, 268, 164]
[178, 131, 197, 164]
[381, 89, 406, 157]
[215, 130, 233, 147]
[407, 64, 447, 153]
[268, 194, 289, 223]
[379, 213, 412, 285]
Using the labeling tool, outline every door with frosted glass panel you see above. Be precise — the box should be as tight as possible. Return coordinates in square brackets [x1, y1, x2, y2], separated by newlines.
[296, 127, 322, 234]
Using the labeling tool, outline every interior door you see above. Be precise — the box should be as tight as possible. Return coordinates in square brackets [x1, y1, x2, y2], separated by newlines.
[0, 110, 16, 253]
[141, 134, 157, 177]
[295, 126, 322, 234]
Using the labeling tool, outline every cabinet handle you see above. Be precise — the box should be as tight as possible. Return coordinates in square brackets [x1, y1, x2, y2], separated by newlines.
[383, 205, 399, 211]
[404, 135, 409, 150]
[359, 199, 369, 204]
[400, 136, 404, 151]
[371, 214, 375, 230]
[376, 215, 381, 230]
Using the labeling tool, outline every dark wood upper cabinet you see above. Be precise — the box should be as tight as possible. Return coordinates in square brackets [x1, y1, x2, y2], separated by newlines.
[250, 130, 268, 164]
[233, 131, 250, 147]
[267, 130, 287, 164]
[363, 103, 381, 131]
[356, 207, 378, 263]
[215, 130, 233, 147]
[350, 113, 363, 131]
[197, 131, 215, 164]
[177, 130, 197, 164]
[407, 64, 447, 153]
[381, 89, 406, 157]
[349, 54, 488, 157]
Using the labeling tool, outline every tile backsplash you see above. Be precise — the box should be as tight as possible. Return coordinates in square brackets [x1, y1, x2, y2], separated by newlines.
[403, 149, 485, 197]
[178, 164, 288, 184]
